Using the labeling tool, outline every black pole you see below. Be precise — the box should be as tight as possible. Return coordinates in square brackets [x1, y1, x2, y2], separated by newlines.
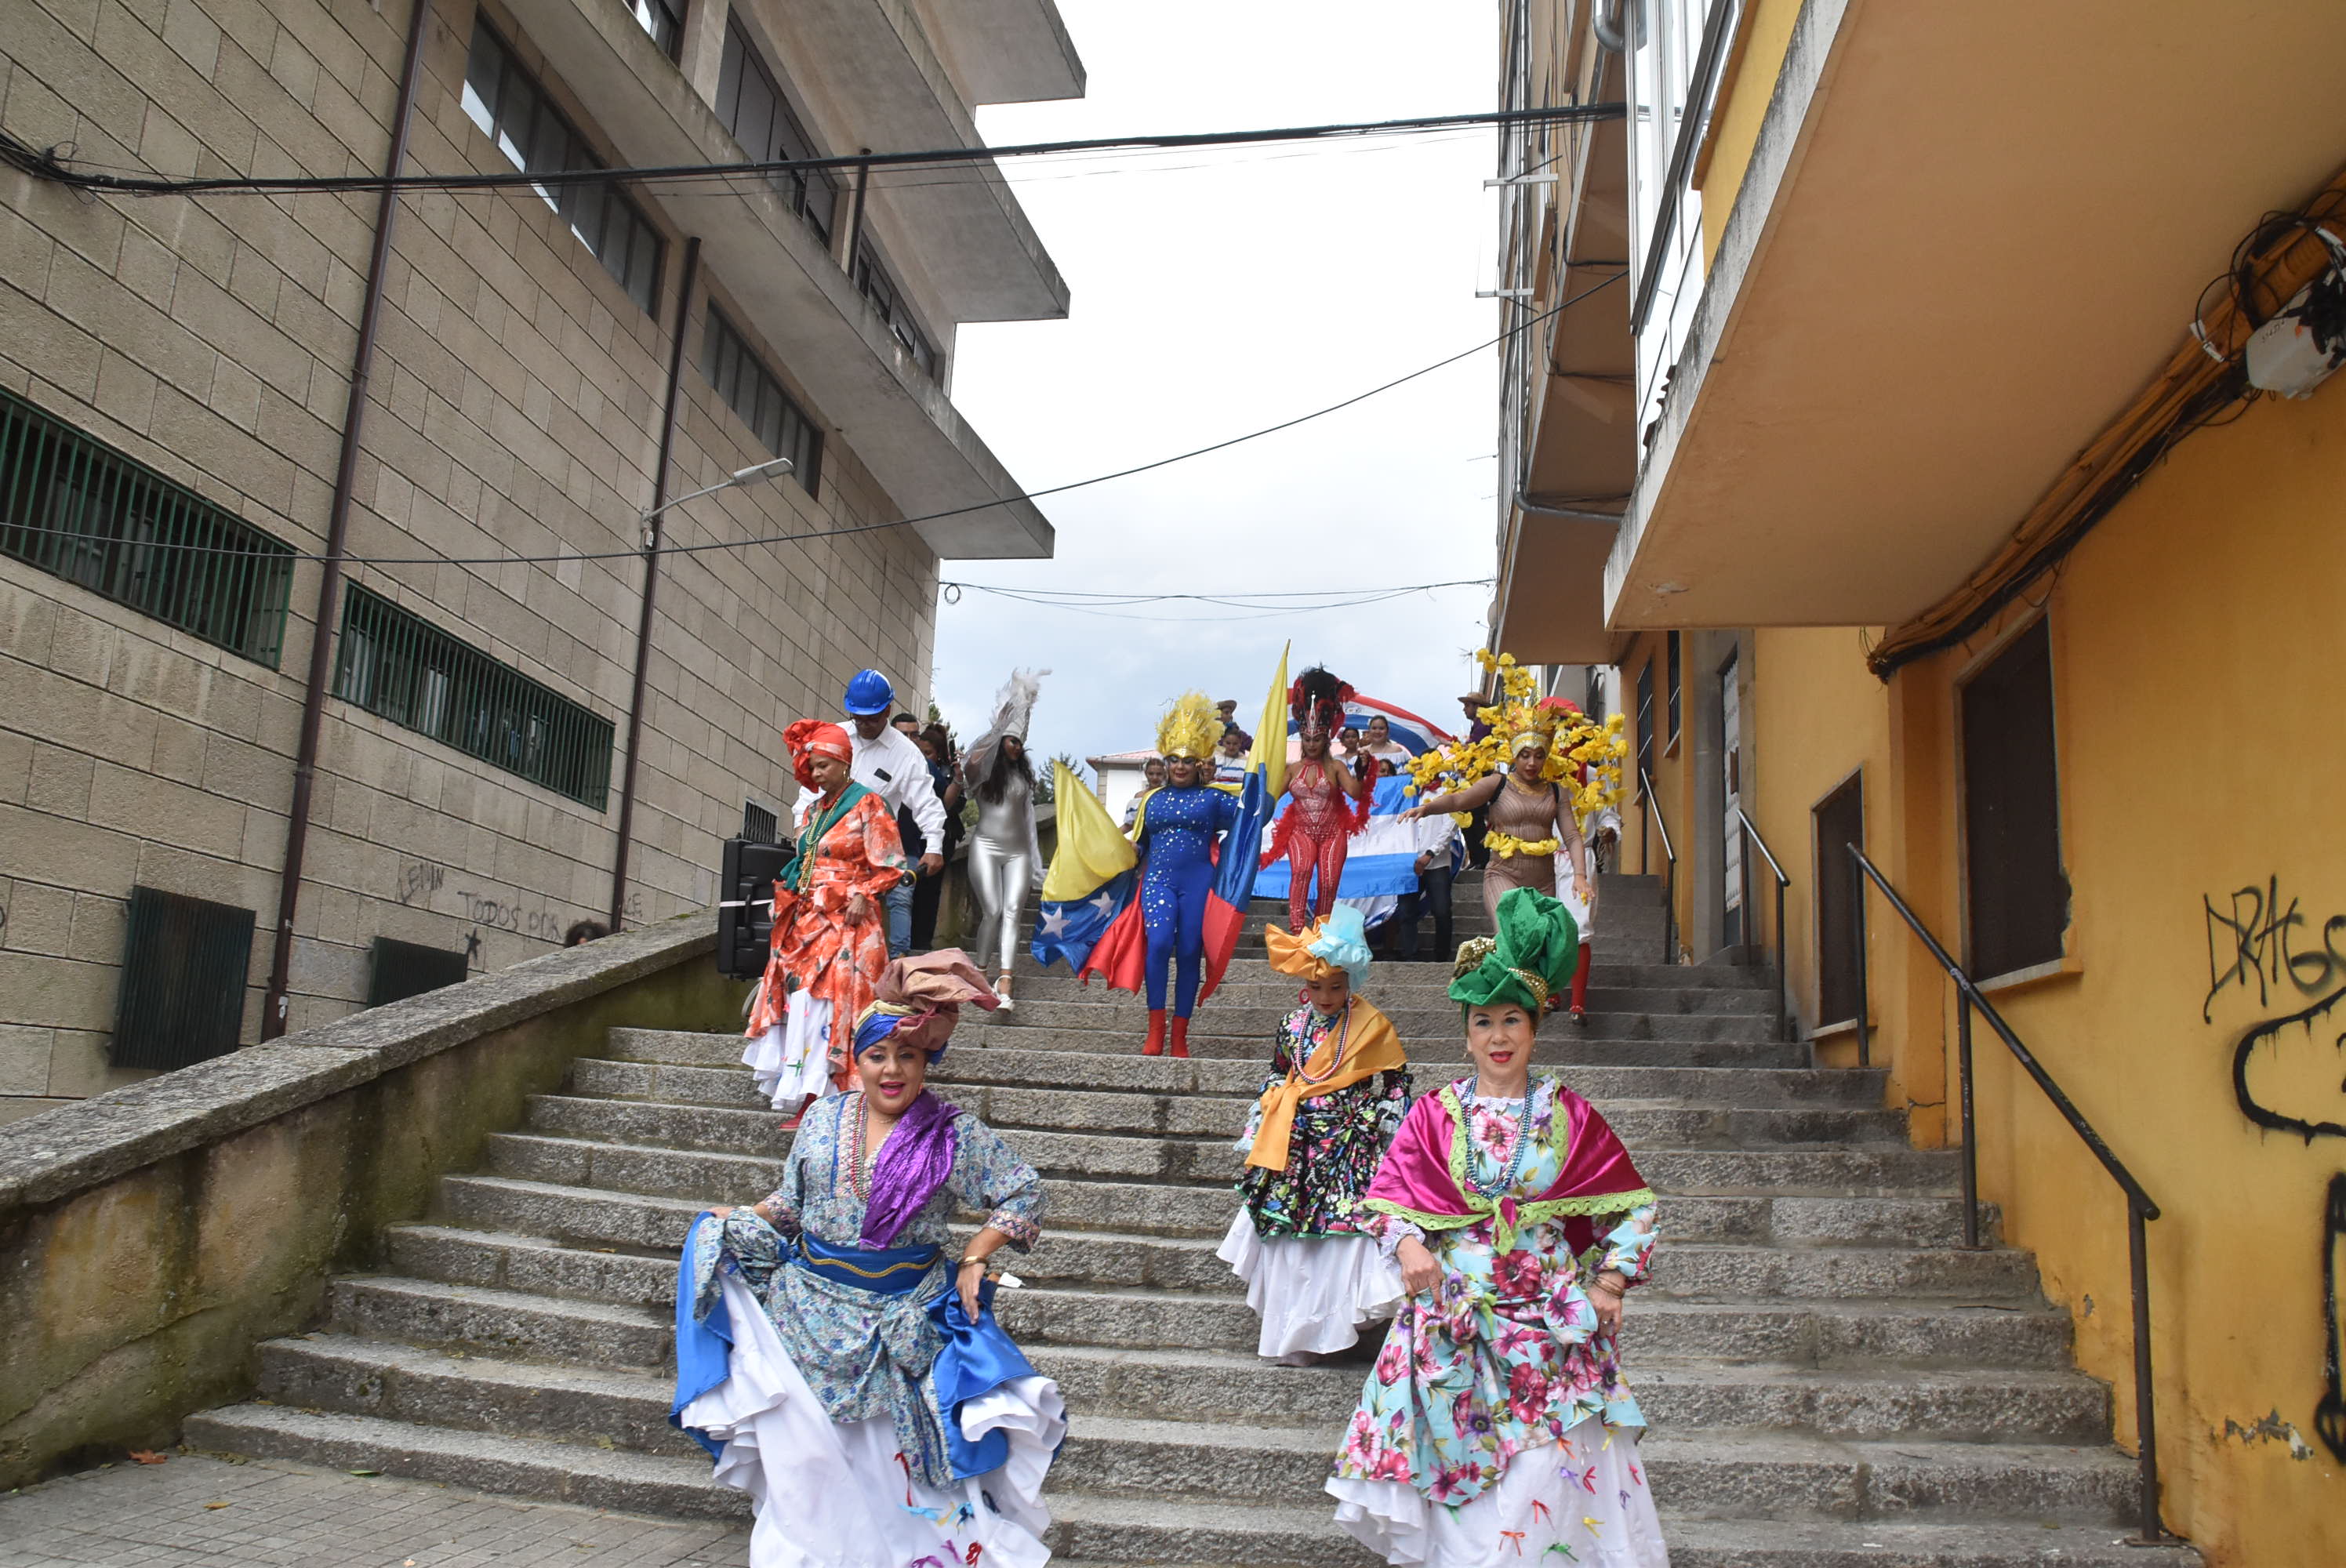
[1774, 869, 1788, 1042]
[2128, 1199, 2164, 1543]
[1957, 995, 1979, 1248]
[608, 235, 701, 931]
[260, 0, 433, 1038]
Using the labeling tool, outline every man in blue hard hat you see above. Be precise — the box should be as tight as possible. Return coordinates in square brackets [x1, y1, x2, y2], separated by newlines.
[839, 668, 946, 956]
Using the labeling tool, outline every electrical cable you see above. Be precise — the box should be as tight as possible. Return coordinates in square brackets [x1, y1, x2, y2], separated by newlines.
[0, 272, 1626, 569]
[0, 105, 1625, 200]
[940, 576, 1493, 602]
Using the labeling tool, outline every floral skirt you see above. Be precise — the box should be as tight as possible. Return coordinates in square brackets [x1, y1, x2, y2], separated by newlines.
[1328, 1414, 1667, 1566]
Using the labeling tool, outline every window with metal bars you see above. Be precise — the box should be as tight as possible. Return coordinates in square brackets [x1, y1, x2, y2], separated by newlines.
[716, 18, 837, 245]
[743, 800, 779, 844]
[461, 20, 664, 314]
[368, 936, 471, 1006]
[701, 307, 823, 495]
[620, 0, 681, 59]
[0, 387, 295, 666]
[852, 246, 940, 379]
[112, 886, 255, 1069]
[332, 584, 616, 808]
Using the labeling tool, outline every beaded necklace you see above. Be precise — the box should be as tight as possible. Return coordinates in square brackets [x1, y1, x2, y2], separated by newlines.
[839, 1092, 898, 1203]
[1463, 1080, 1537, 1199]
[1291, 999, 1353, 1087]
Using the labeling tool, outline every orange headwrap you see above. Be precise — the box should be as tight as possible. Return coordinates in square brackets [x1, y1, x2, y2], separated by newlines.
[783, 719, 852, 792]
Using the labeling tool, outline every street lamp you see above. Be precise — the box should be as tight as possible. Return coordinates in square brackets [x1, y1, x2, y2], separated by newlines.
[640, 456, 794, 543]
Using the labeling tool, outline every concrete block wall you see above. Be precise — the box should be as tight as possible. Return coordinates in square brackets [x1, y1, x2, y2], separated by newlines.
[0, 0, 947, 1119]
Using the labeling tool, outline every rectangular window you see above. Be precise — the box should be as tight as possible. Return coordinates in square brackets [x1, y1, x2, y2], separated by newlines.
[701, 307, 823, 495]
[1959, 617, 2068, 979]
[853, 249, 940, 379]
[1665, 630, 1683, 744]
[333, 583, 616, 808]
[621, 0, 681, 59]
[715, 19, 837, 245]
[368, 936, 471, 1007]
[742, 800, 780, 844]
[0, 387, 295, 666]
[1813, 771, 1865, 1028]
[113, 886, 254, 1069]
[463, 20, 664, 314]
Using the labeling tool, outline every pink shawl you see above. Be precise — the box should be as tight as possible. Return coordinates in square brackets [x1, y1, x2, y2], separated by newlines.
[1363, 1077, 1654, 1253]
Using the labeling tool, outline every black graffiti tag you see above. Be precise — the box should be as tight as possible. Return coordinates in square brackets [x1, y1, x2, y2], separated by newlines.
[2319, 1175, 2346, 1464]
[2232, 983, 2346, 1145]
[2204, 879, 2346, 1023]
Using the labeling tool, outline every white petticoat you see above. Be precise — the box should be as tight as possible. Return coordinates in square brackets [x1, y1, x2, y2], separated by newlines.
[742, 997, 834, 1110]
[1328, 1414, 1669, 1567]
[1216, 1214, 1405, 1359]
[684, 1273, 1066, 1568]
[1555, 855, 1596, 937]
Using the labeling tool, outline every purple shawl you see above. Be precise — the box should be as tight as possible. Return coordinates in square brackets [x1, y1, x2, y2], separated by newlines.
[859, 1089, 963, 1248]
[1363, 1079, 1654, 1254]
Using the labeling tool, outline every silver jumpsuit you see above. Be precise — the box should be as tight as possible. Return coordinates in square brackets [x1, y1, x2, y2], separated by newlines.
[969, 785, 1040, 975]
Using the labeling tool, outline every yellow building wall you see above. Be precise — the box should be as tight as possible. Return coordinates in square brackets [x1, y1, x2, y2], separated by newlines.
[1738, 383, 2346, 1563]
[1697, 0, 1804, 263]
[1617, 630, 1693, 957]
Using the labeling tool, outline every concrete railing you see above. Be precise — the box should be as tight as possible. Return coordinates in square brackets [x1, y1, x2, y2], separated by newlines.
[0, 913, 742, 1489]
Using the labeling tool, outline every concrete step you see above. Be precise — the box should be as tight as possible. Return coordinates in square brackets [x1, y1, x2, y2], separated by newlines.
[997, 1286, 2074, 1367]
[528, 1087, 1908, 1154]
[477, 1127, 1959, 1202]
[591, 1038, 1882, 1109]
[436, 1172, 1997, 1253]
[183, 1403, 743, 1520]
[1658, 1519, 2198, 1567]
[1032, 1344, 2108, 1443]
[955, 1027, 1814, 1068]
[329, 1276, 668, 1368]
[1054, 1416, 2144, 1523]
[964, 999, 1776, 1044]
[994, 980, 1778, 1018]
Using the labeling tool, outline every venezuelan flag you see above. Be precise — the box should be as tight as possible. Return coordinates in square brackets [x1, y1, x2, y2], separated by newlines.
[1029, 758, 1141, 980]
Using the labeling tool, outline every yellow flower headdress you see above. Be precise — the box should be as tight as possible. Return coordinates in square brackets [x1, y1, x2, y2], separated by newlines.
[1403, 649, 1630, 841]
[1156, 691, 1222, 760]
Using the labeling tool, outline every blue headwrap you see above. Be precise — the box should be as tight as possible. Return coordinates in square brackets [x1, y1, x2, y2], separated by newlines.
[1306, 905, 1372, 990]
[852, 1004, 948, 1064]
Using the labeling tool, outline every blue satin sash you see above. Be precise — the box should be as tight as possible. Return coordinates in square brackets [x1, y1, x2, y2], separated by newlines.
[791, 1232, 940, 1294]
[928, 1279, 1044, 1480]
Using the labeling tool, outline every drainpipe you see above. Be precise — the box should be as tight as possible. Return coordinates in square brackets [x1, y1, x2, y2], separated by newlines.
[607, 237, 702, 931]
[260, 0, 434, 1039]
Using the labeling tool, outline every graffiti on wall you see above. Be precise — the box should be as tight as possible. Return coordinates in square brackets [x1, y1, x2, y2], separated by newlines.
[2204, 880, 2346, 1141]
[2320, 1174, 2346, 1463]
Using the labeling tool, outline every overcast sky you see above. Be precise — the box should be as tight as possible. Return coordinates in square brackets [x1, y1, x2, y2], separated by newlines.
[932, 1, 1502, 773]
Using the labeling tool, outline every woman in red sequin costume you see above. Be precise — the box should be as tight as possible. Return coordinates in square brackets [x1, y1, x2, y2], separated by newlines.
[1261, 667, 1377, 931]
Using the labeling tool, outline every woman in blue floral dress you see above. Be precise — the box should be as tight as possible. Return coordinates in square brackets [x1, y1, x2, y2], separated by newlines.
[1327, 887, 1669, 1567]
[674, 952, 1062, 1568]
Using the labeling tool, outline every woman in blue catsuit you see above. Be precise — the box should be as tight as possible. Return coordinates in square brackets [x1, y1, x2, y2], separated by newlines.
[1132, 748, 1237, 1058]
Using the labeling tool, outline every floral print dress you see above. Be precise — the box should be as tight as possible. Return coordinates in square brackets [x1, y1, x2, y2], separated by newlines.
[1233, 1004, 1411, 1237]
[1328, 1076, 1667, 1566]
[742, 788, 908, 1104]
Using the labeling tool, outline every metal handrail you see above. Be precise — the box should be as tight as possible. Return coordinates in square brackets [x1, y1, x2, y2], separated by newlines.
[1734, 807, 1791, 1041]
[1845, 844, 2168, 1545]
[1636, 768, 1677, 963]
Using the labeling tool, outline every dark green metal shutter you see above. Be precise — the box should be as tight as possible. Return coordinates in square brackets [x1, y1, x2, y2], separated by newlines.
[111, 886, 255, 1069]
[367, 938, 470, 1007]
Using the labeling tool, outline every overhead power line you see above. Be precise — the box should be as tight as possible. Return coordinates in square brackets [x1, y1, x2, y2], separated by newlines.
[0, 271, 1625, 568]
[940, 577, 1496, 624]
[1, 104, 1625, 200]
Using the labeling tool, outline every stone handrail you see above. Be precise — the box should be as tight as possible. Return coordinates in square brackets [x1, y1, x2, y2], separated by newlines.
[0, 912, 741, 1487]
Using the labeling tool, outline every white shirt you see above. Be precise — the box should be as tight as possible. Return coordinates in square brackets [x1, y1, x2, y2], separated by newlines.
[797, 725, 946, 851]
[1414, 811, 1458, 859]
[1213, 755, 1248, 785]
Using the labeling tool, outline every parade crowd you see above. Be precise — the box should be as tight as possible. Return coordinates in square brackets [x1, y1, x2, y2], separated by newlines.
[685, 659, 1665, 1568]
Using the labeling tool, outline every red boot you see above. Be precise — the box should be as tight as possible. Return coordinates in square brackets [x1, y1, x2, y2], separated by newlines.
[1569, 943, 1592, 1025]
[1169, 1016, 1191, 1059]
[1142, 1010, 1167, 1056]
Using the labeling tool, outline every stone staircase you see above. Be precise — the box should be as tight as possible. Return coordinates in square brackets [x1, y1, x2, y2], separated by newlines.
[186, 873, 2196, 1566]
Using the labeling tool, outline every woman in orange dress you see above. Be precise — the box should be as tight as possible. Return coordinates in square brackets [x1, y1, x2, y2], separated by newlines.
[743, 720, 910, 1119]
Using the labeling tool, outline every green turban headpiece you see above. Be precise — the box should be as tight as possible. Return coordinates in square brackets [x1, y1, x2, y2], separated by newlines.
[1449, 885, 1580, 1015]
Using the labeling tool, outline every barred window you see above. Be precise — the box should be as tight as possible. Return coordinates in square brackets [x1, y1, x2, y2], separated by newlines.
[701, 307, 823, 495]
[113, 887, 255, 1070]
[621, 0, 681, 59]
[462, 20, 663, 314]
[333, 584, 616, 808]
[716, 19, 836, 245]
[852, 248, 939, 379]
[0, 386, 294, 666]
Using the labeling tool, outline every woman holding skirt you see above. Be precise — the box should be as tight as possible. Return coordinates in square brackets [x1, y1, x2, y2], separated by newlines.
[677, 951, 1063, 1568]
[1328, 887, 1668, 1567]
[1218, 906, 1411, 1364]
[743, 720, 908, 1115]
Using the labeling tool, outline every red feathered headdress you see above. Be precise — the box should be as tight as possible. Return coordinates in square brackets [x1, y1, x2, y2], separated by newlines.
[1287, 666, 1354, 737]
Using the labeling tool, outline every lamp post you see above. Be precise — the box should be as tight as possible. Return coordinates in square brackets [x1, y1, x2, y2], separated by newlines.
[608, 452, 794, 929]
